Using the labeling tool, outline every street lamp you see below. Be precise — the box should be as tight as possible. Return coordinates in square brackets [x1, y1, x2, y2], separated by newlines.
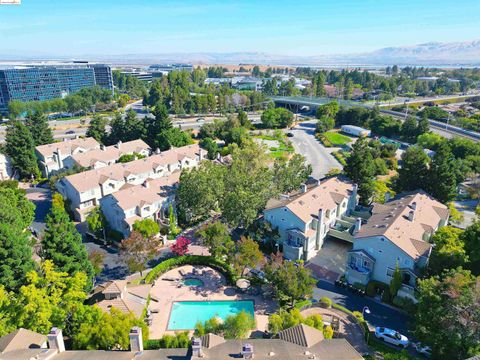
[362, 306, 371, 317]
[362, 306, 371, 344]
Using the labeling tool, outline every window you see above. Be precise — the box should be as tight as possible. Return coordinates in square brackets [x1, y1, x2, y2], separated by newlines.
[386, 267, 395, 277]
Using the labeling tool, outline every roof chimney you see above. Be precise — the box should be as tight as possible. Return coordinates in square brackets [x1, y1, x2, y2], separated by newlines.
[100, 144, 106, 151]
[411, 201, 417, 210]
[47, 327, 65, 353]
[129, 326, 143, 353]
[241, 343, 254, 359]
[116, 141, 122, 150]
[408, 210, 415, 222]
[191, 337, 203, 358]
[155, 148, 161, 155]
[316, 179, 321, 186]
[301, 183, 307, 193]
[143, 180, 150, 188]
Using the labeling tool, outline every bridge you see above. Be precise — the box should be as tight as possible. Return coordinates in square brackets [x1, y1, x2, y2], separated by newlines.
[270, 95, 480, 142]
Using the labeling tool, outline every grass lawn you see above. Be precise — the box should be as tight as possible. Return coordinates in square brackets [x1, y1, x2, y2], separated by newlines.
[323, 131, 353, 146]
[254, 131, 294, 159]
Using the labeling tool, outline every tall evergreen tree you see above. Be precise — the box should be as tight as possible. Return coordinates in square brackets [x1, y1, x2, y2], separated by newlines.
[86, 115, 108, 144]
[4, 120, 40, 180]
[0, 188, 35, 291]
[144, 102, 172, 150]
[396, 145, 430, 192]
[41, 194, 94, 290]
[123, 109, 145, 142]
[25, 111, 54, 146]
[344, 137, 375, 205]
[107, 112, 125, 145]
[417, 112, 430, 137]
[428, 142, 457, 203]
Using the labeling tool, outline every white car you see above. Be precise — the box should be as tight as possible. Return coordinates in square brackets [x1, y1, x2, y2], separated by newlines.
[375, 327, 409, 348]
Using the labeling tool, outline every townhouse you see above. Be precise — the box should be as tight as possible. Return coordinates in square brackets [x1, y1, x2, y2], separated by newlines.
[35, 137, 100, 177]
[63, 139, 150, 170]
[264, 176, 358, 261]
[345, 190, 449, 301]
[56, 144, 204, 221]
[100, 172, 180, 238]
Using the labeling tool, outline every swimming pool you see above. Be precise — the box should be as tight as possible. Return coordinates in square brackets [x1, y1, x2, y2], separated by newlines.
[167, 300, 255, 330]
[183, 278, 204, 287]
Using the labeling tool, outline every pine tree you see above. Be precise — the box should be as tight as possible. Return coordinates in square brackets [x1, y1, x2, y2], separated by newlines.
[428, 142, 457, 203]
[344, 137, 375, 205]
[107, 112, 125, 145]
[5, 120, 40, 180]
[396, 146, 430, 192]
[86, 115, 108, 144]
[417, 112, 430, 137]
[42, 194, 94, 290]
[144, 102, 172, 150]
[25, 111, 54, 146]
[123, 109, 145, 141]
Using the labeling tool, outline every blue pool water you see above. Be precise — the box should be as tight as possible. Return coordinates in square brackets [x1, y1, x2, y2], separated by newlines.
[183, 278, 204, 287]
[167, 300, 255, 330]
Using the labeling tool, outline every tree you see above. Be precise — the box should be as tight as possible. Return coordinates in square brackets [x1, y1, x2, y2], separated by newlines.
[106, 112, 125, 145]
[86, 114, 108, 143]
[315, 116, 335, 133]
[265, 260, 315, 306]
[132, 218, 160, 239]
[165, 127, 194, 148]
[415, 268, 480, 359]
[389, 264, 403, 297]
[196, 221, 234, 260]
[221, 143, 276, 228]
[395, 146, 430, 192]
[8, 100, 25, 119]
[72, 306, 148, 350]
[168, 203, 180, 237]
[42, 194, 94, 290]
[273, 154, 312, 194]
[223, 311, 256, 339]
[88, 250, 105, 276]
[237, 109, 251, 128]
[233, 237, 263, 276]
[316, 101, 339, 119]
[417, 112, 430, 136]
[119, 231, 161, 275]
[144, 103, 172, 150]
[260, 108, 294, 129]
[200, 137, 219, 160]
[401, 116, 419, 142]
[170, 236, 191, 256]
[0, 260, 88, 335]
[462, 222, 480, 275]
[123, 109, 145, 141]
[0, 183, 35, 229]
[428, 142, 457, 203]
[429, 226, 467, 276]
[86, 206, 106, 240]
[4, 120, 40, 180]
[344, 137, 375, 205]
[177, 161, 226, 225]
[25, 111, 54, 146]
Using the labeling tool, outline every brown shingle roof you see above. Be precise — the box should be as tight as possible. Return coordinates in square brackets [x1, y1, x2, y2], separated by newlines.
[278, 324, 324, 348]
[0, 328, 46, 354]
[35, 137, 99, 158]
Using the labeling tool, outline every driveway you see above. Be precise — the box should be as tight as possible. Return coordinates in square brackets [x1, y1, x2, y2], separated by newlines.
[307, 238, 352, 282]
[287, 120, 342, 179]
[314, 280, 413, 337]
[25, 186, 52, 236]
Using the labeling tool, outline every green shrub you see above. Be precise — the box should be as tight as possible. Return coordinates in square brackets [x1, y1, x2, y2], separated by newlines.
[381, 287, 391, 303]
[145, 331, 191, 349]
[352, 311, 364, 322]
[392, 296, 417, 313]
[366, 280, 389, 297]
[294, 299, 312, 309]
[323, 325, 334, 339]
[352, 283, 366, 291]
[144, 255, 237, 285]
[320, 297, 332, 308]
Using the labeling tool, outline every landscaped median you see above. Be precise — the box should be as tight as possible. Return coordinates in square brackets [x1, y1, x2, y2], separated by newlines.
[144, 255, 238, 285]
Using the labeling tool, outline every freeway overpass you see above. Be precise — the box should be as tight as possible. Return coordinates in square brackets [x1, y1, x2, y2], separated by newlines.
[270, 95, 480, 142]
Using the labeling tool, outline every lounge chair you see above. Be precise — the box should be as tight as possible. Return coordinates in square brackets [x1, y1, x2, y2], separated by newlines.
[179, 269, 187, 276]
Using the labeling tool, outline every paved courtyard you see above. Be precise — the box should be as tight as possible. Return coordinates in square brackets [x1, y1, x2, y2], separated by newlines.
[307, 238, 352, 282]
[148, 265, 277, 339]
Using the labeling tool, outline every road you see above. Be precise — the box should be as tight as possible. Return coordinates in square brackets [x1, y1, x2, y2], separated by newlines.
[314, 280, 413, 337]
[287, 119, 342, 179]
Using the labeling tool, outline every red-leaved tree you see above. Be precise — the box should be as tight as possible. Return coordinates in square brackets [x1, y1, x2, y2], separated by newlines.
[170, 236, 191, 256]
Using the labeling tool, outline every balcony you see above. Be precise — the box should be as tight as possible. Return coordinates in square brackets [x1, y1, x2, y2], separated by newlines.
[345, 263, 371, 285]
[283, 240, 303, 261]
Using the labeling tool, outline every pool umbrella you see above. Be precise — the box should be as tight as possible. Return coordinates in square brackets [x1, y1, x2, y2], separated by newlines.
[236, 278, 251, 290]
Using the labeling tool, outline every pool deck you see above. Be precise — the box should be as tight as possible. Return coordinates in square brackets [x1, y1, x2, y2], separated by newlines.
[148, 265, 277, 339]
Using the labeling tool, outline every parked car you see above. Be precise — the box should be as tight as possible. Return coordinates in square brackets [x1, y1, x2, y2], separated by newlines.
[374, 327, 409, 348]
[196, 118, 205, 123]
[286, 132, 294, 137]
[413, 342, 432, 357]
[65, 130, 76, 134]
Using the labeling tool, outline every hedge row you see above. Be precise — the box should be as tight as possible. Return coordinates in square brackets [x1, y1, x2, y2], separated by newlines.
[144, 255, 237, 285]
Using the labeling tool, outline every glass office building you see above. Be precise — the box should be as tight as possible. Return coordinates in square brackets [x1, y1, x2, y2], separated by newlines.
[0, 63, 114, 114]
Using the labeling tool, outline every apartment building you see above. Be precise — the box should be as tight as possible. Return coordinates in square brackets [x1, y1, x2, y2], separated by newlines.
[345, 190, 449, 301]
[264, 177, 358, 261]
[101, 172, 180, 238]
[56, 144, 204, 221]
[35, 137, 101, 177]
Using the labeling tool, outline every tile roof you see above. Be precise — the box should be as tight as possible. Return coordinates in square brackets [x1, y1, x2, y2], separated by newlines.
[0, 328, 46, 354]
[355, 190, 449, 259]
[63, 144, 200, 193]
[266, 177, 355, 223]
[95, 281, 151, 318]
[71, 140, 150, 168]
[278, 324, 324, 348]
[35, 137, 99, 158]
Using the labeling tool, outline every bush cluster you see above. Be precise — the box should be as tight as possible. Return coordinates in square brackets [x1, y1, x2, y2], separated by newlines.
[145, 332, 190, 349]
[144, 255, 237, 285]
[365, 280, 389, 297]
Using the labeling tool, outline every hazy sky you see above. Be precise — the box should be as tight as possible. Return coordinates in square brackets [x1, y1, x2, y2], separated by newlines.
[1, 0, 479, 56]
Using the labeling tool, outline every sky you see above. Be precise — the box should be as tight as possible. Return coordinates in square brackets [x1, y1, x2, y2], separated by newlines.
[0, 0, 479, 57]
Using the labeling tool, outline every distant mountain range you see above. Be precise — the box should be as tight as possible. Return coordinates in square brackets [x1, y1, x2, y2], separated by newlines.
[2, 39, 480, 67]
